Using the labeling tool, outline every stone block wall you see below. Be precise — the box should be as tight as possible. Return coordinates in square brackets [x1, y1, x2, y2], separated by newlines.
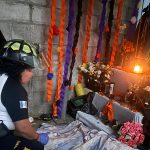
[0, 0, 136, 116]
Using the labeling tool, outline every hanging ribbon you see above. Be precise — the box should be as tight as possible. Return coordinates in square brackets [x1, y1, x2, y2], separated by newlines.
[110, 0, 124, 66]
[78, 0, 94, 83]
[52, 0, 66, 117]
[57, 0, 76, 118]
[95, 0, 107, 62]
[104, 0, 115, 64]
[47, 0, 56, 102]
[68, 0, 83, 86]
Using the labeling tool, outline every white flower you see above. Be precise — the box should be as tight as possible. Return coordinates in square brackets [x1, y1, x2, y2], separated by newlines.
[145, 102, 149, 105]
[101, 64, 105, 69]
[144, 86, 150, 92]
[97, 70, 101, 75]
[104, 80, 109, 83]
[97, 75, 100, 78]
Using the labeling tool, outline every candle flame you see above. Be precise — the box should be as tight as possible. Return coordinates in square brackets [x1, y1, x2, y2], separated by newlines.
[133, 65, 143, 74]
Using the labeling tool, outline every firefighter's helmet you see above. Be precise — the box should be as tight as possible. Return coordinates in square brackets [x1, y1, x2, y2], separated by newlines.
[0, 39, 39, 68]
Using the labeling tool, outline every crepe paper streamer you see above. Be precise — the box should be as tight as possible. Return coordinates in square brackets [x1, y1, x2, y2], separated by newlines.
[95, 0, 107, 62]
[104, 0, 115, 64]
[53, 25, 59, 36]
[68, 0, 83, 86]
[82, 0, 94, 64]
[53, 50, 64, 117]
[53, 0, 66, 118]
[126, 0, 141, 41]
[102, 100, 114, 122]
[57, 0, 76, 118]
[77, 0, 94, 83]
[75, 83, 85, 96]
[110, 0, 124, 66]
[47, 0, 56, 102]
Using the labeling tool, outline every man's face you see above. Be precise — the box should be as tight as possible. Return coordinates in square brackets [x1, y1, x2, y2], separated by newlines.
[21, 68, 33, 84]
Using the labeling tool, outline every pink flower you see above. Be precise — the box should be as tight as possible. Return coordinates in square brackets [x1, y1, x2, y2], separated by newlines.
[121, 127, 128, 135]
[118, 135, 125, 140]
[118, 137, 127, 144]
[124, 122, 131, 130]
[134, 135, 140, 143]
[138, 134, 145, 144]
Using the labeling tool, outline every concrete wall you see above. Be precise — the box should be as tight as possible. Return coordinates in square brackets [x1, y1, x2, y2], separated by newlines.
[0, 0, 136, 116]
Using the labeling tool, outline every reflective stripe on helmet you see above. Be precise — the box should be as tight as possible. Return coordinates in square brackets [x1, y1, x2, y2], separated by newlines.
[10, 42, 21, 50]
[22, 44, 31, 53]
[31, 47, 37, 56]
[4, 42, 12, 48]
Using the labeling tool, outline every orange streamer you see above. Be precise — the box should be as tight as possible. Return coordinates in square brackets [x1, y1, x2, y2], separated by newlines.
[78, 0, 94, 83]
[53, 0, 66, 117]
[47, 0, 56, 102]
[110, 0, 124, 66]
[102, 100, 114, 122]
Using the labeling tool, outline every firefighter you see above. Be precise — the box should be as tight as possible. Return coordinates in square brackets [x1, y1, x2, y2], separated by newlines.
[0, 39, 49, 150]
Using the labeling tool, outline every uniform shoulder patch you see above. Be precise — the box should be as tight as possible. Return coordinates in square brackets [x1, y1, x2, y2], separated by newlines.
[19, 101, 27, 108]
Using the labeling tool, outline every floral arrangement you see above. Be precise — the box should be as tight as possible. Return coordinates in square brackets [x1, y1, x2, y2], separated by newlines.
[118, 122, 145, 148]
[78, 62, 112, 92]
[78, 62, 111, 83]
[124, 83, 139, 102]
[125, 83, 150, 109]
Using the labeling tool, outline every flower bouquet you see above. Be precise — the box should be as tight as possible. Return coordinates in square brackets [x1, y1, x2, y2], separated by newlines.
[118, 122, 145, 148]
[78, 62, 112, 92]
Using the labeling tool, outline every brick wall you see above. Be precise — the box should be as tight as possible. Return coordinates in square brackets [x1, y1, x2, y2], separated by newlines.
[0, 0, 136, 116]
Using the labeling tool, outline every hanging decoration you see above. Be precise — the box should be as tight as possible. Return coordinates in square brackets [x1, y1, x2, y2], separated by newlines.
[109, 0, 124, 66]
[67, 0, 83, 86]
[53, 25, 60, 36]
[52, 0, 66, 117]
[77, 0, 94, 83]
[57, 0, 76, 118]
[104, 0, 115, 64]
[81, 0, 94, 64]
[95, 0, 108, 62]
[47, 0, 56, 102]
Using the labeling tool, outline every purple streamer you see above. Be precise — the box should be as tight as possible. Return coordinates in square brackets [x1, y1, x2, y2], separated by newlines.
[95, 0, 107, 62]
[57, 0, 75, 118]
[126, 0, 141, 41]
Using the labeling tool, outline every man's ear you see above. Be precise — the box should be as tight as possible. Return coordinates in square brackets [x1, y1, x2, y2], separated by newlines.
[0, 30, 7, 50]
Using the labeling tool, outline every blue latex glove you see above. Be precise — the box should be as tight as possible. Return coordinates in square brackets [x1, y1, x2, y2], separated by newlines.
[38, 133, 49, 145]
